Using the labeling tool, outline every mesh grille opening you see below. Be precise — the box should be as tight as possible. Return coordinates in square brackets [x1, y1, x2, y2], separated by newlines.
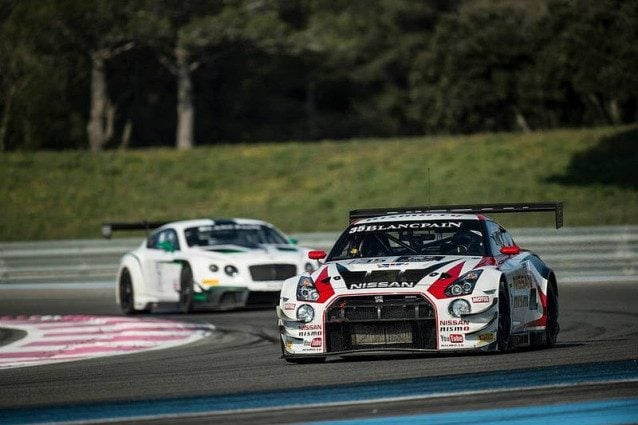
[249, 264, 297, 281]
[325, 295, 436, 352]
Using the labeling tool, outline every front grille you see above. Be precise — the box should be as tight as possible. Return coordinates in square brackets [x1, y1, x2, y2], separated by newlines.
[249, 264, 297, 281]
[325, 295, 436, 352]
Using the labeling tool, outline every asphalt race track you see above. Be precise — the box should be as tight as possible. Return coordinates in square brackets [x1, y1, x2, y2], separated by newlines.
[0, 281, 637, 424]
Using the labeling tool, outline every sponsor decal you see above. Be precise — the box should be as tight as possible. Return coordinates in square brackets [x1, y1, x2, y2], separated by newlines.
[298, 324, 321, 331]
[202, 224, 262, 231]
[449, 334, 464, 343]
[201, 278, 219, 287]
[472, 296, 490, 303]
[349, 258, 391, 264]
[440, 319, 469, 326]
[349, 222, 462, 233]
[513, 295, 529, 309]
[311, 338, 322, 347]
[397, 255, 445, 262]
[478, 332, 495, 342]
[376, 262, 409, 268]
[299, 331, 322, 337]
[512, 274, 533, 290]
[511, 333, 530, 346]
[347, 281, 416, 290]
[529, 288, 538, 310]
[375, 296, 384, 303]
[439, 319, 470, 332]
[440, 334, 464, 346]
[441, 325, 470, 332]
[284, 303, 295, 311]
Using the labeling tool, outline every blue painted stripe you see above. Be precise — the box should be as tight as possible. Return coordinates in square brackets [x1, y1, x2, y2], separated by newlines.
[309, 398, 638, 425]
[0, 359, 636, 424]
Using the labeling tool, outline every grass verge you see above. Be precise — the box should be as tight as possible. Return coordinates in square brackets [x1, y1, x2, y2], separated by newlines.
[1, 126, 636, 241]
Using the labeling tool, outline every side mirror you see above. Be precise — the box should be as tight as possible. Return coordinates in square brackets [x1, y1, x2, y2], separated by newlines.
[308, 250, 327, 260]
[289, 238, 298, 245]
[500, 245, 520, 256]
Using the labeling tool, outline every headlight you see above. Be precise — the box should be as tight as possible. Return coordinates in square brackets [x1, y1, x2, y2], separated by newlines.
[296, 304, 315, 322]
[297, 276, 319, 302]
[304, 262, 315, 273]
[209, 264, 219, 272]
[449, 299, 471, 317]
[444, 270, 483, 297]
[224, 265, 238, 276]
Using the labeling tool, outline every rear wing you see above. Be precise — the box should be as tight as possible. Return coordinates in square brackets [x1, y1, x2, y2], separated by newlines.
[349, 202, 563, 229]
[101, 221, 170, 239]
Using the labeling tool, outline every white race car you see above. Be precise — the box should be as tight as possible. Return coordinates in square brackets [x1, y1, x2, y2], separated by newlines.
[103, 218, 318, 313]
[277, 203, 562, 362]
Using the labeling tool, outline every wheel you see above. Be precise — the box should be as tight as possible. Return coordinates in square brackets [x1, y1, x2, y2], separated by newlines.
[543, 280, 560, 347]
[497, 280, 512, 352]
[280, 338, 326, 364]
[179, 264, 194, 313]
[119, 269, 148, 314]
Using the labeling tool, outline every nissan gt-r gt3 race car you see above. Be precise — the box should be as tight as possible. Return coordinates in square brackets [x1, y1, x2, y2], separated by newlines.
[103, 218, 318, 313]
[277, 202, 562, 363]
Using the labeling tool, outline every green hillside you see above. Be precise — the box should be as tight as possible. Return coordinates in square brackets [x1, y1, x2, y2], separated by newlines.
[1, 126, 637, 241]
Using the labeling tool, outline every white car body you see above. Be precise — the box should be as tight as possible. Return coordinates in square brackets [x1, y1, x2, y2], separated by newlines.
[114, 218, 317, 313]
[277, 204, 561, 362]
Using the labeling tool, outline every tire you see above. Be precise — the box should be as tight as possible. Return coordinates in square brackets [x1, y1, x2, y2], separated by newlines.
[497, 280, 512, 352]
[179, 264, 194, 314]
[543, 280, 560, 348]
[119, 269, 148, 315]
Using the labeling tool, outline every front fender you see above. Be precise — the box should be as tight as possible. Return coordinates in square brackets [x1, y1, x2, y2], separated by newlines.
[116, 253, 146, 309]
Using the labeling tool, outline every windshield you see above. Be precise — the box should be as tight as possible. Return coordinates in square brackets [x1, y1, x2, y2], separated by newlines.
[184, 224, 289, 248]
[327, 220, 487, 261]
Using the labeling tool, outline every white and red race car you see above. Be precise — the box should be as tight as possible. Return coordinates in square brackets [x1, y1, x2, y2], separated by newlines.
[103, 218, 318, 313]
[277, 202, 562, 362]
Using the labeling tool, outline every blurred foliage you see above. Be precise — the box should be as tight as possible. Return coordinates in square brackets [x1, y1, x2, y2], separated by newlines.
[0, 126, 636, 240]
[0, 0, 636, 150]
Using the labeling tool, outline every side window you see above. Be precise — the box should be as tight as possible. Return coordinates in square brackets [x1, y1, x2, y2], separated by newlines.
[486, 221, 504, 254]
[147, 231, 160, 249]
[501, 230, 515, 247]
[147, 229, 180, 251]
[162, 229, 180, 251]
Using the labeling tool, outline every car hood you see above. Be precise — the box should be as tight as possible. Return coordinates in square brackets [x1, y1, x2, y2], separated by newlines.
[323, 255, 486, 292]
[189, 244, 307, 262]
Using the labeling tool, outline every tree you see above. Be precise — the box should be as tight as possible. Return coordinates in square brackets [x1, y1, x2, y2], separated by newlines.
[543, 0, 638, 125]
[409, 3, 537, 134]
[0, 0, 91, 150]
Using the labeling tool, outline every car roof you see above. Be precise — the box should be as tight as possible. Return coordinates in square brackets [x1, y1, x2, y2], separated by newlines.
[160, 218, 274, 231]
[352, 213, 483, 224]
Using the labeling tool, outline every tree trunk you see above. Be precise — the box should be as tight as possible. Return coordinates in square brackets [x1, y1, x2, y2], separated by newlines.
[514, 107, 531, 133]
[608, 99, 621, 125]
[587, 93, 611, 125]
[119, 119, 132, 150]
[175, 45, 194, 150]
[86, 43, 134, 152]
[87, 50, 109, 153]
[305, 79, 317, 139]
[0, 84, 16, 151]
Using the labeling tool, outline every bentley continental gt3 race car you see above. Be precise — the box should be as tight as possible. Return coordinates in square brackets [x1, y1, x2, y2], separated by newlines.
[277, 202, 562, 362]
[103, 218, 319, 313]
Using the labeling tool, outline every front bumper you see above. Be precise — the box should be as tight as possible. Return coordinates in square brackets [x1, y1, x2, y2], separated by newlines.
[278, 293, 499, 356]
